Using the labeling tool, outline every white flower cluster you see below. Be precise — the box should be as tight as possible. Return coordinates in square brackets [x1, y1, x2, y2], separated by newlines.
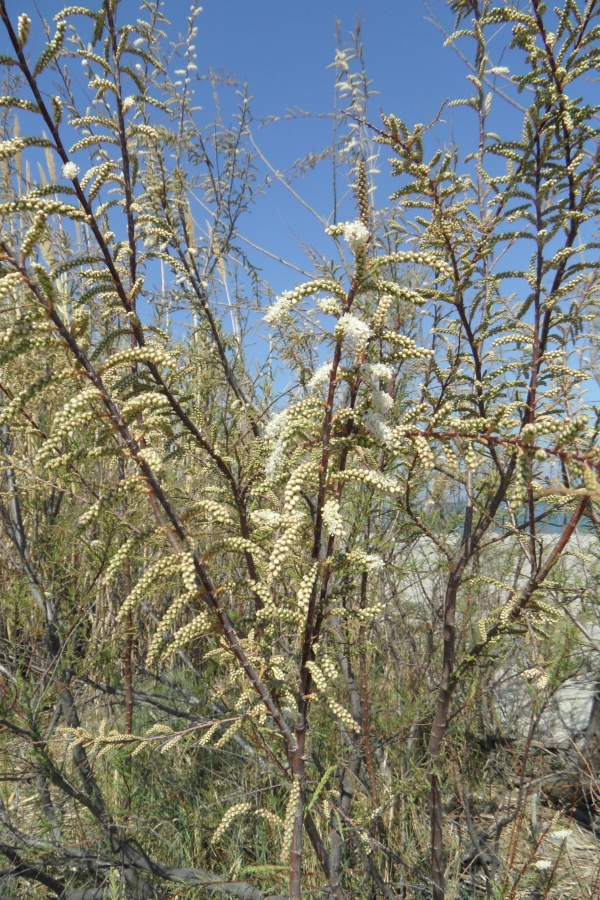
[61, 161, 79, 179]
[122, 95, 136, 112]
[366, 553, 384, 572]
[370, 389, 393, 415]
[326, 219, 369, 251]
[264, 400, 322, 476]
[335, 312, 373, 347]
[362, 410, 392, 445]
[264, 407, 288, 441]
[549, 829, 572, 843]
[342, 219, 369, 251]
[265, 439, 285, 478]
[263, 290, 296, 325]
[308, 360, 333, 393]
[322, 499, 345, 536]
[361, 362, 393, 384]
[250, 509, 281, 531]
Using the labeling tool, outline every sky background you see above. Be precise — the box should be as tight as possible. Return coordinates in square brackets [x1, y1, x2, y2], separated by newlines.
[14, 0, 498, 293]
[9, 0, 598, 402]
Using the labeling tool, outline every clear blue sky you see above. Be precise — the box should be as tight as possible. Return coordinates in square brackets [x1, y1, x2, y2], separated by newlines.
[14, 0, 488, 290]
[175, 0, 477, 289]
[7, 1, 599, 400]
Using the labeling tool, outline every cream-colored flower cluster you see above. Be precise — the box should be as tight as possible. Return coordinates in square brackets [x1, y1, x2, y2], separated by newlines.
[353, 602, 385, 623]
[374, 280, 426, 306]
[98, 343, 174, 373]
[17, 13, 31, 46]
[146, 589, 197, 665]
[121, 390, 170, 421]
[214, 719, 244, 749]
[186, 499, 236, 526]
[463, 441, 480, 472]
[283, 460, 316, 512]
[179, 552, 197, 592]
[384, 331, 431, 361]
[117, 556, 181, 621]
[0, 271, 24, 298]
[336, 467, 401, 496]
[222, 536, 266, 560]
[378, 250, 454, 280]
[160, 612, 212, 659]
[296, 563, 318, 614]
[105, 533, 149, 583]
[0, 316, 48, 353]
[79, 474, 145, 526]
[0, 374, 54, 427]
[521, 666, 549, 689]
[267, 517, 306, 583]
[281, 778, 301, 864]
[343, 548, 385, 575]
[372, 294, 394, 332]
[212, 802, 252, 843]
[318, 296, 342, 317]
[36, 387, 101, 466]
[33, 20, 65, 76]
[264, 279, 344, 326]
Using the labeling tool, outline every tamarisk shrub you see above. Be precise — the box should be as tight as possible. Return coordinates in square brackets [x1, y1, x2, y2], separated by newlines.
[0, 2, 599, 899]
